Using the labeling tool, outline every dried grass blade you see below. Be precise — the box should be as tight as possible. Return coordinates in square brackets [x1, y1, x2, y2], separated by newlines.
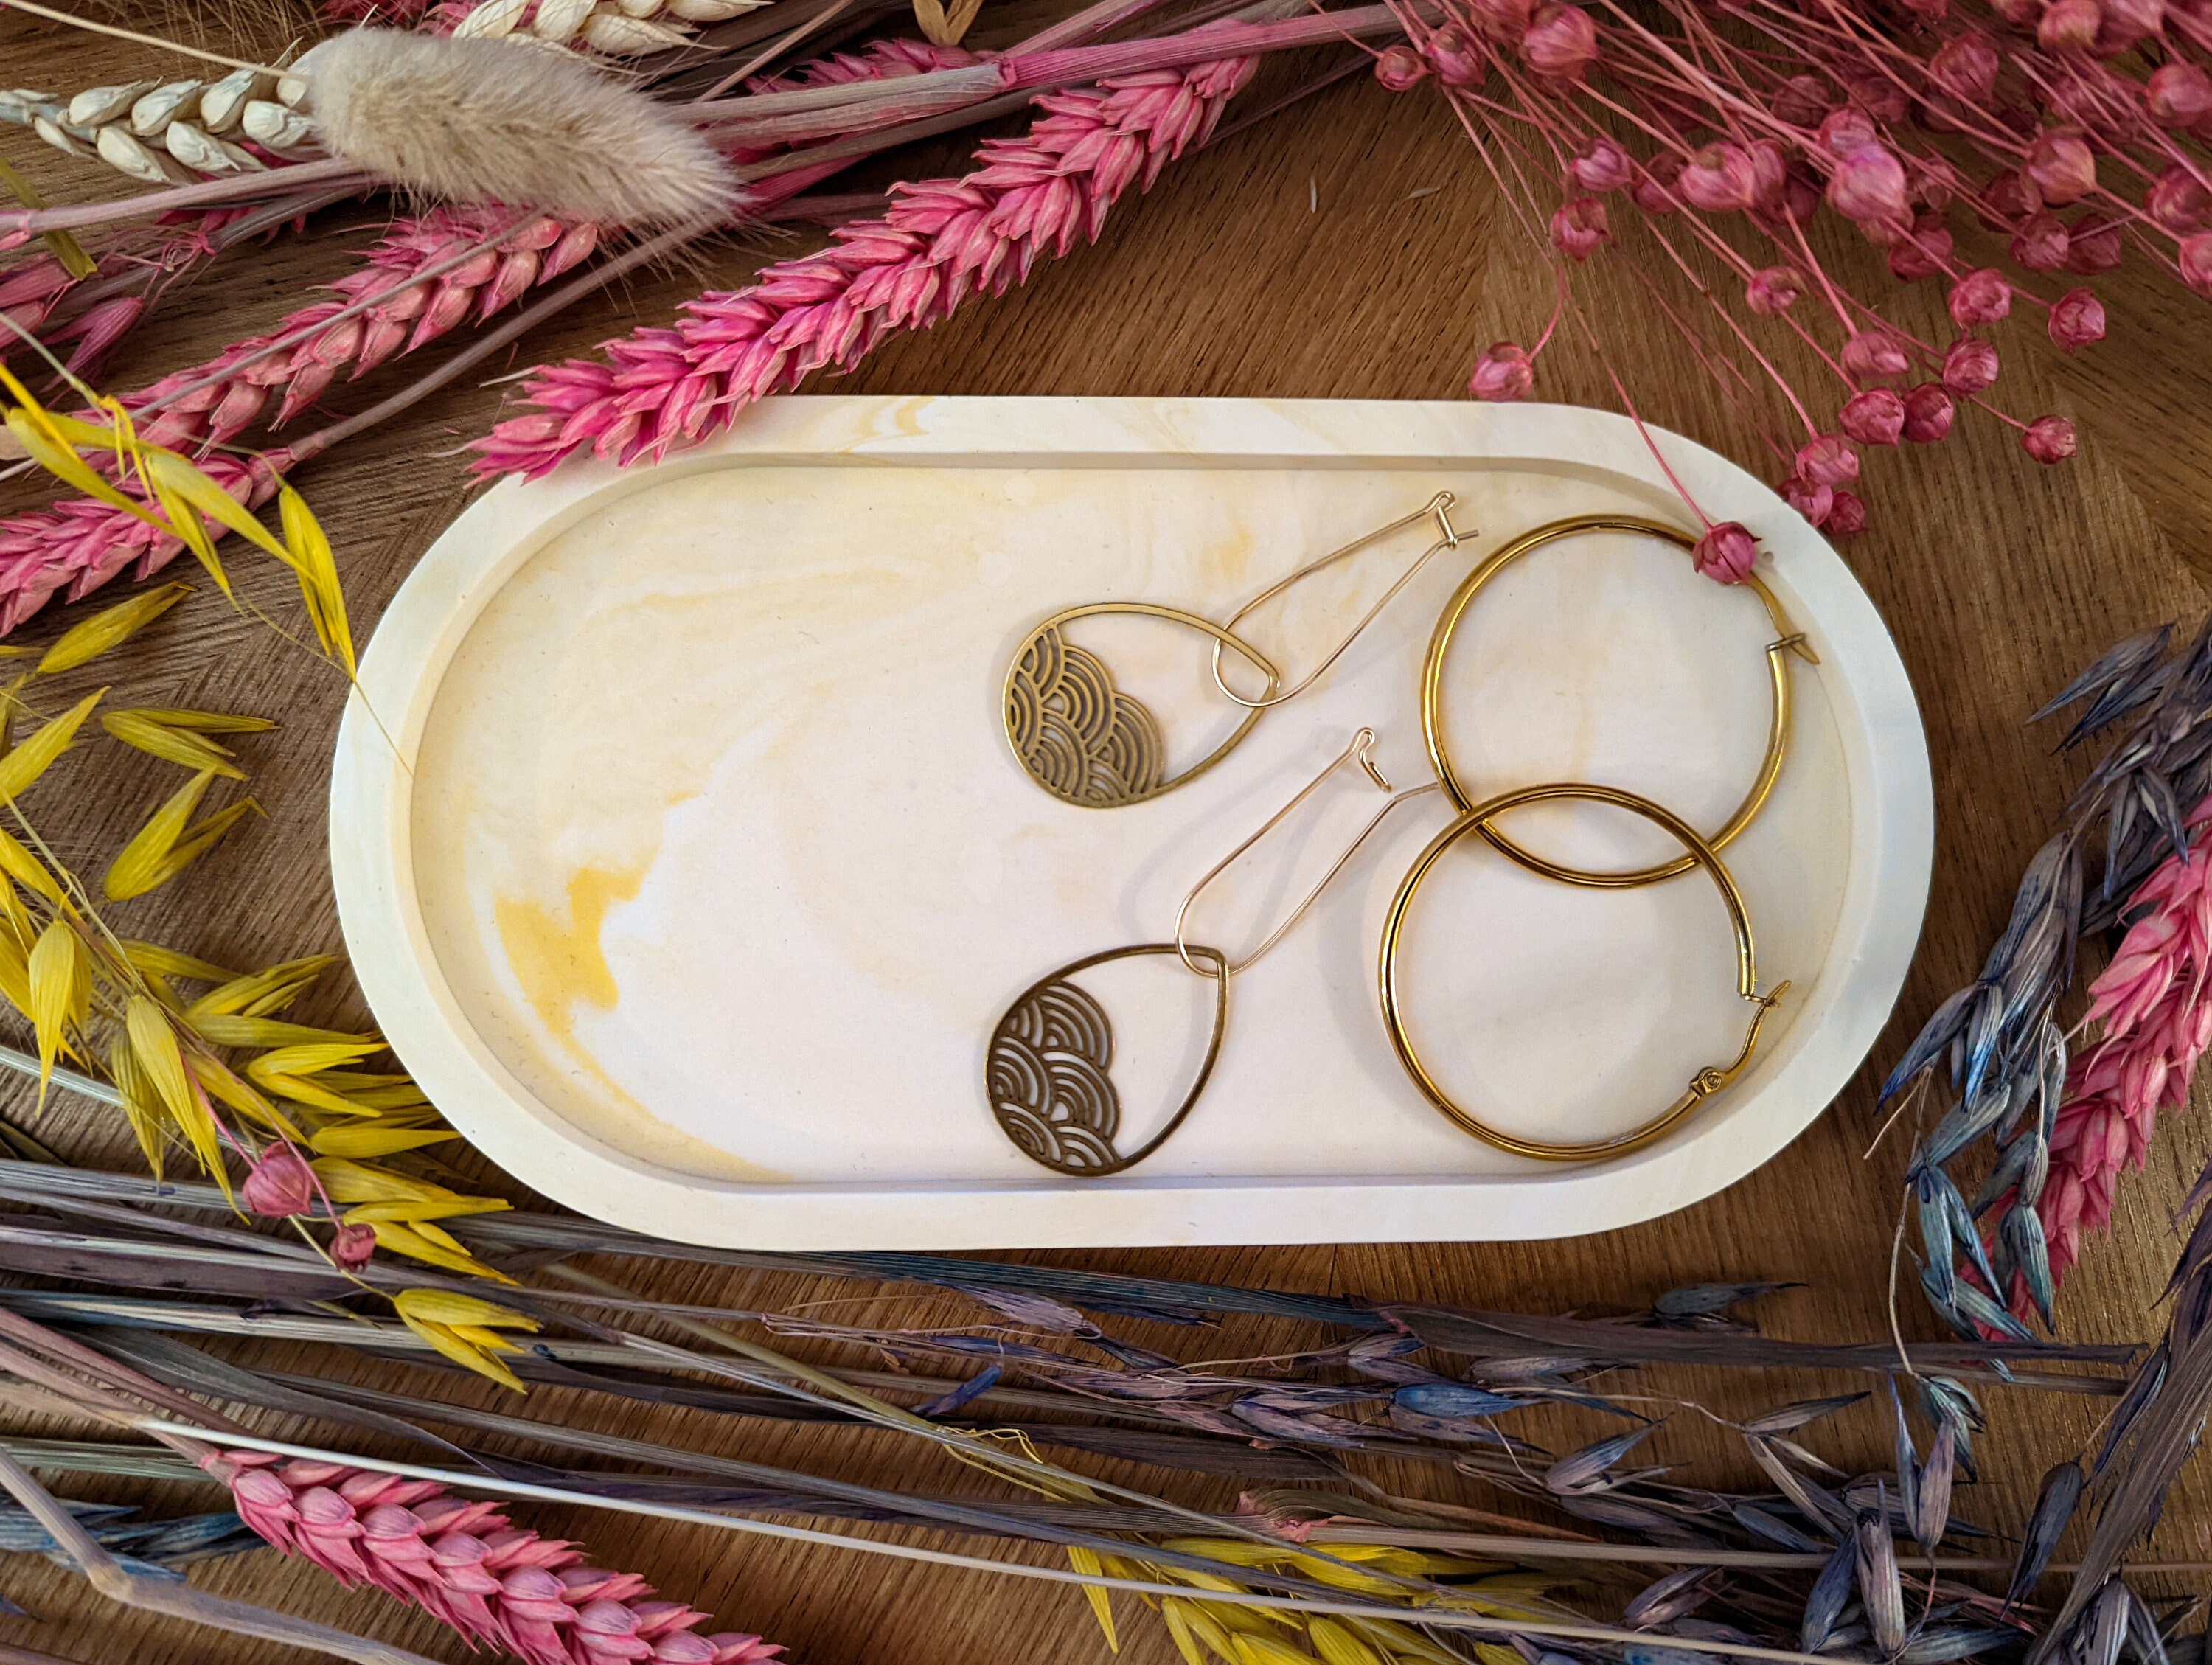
[0, 690, 102, 802]
[36, 585, 190, 675]
[25, 920, 87, 1102]
[124, 995, 226, 1197]
[278, 484, 353, 673]
[100, 711, 243, 778]
[186, 956, 333, 1021]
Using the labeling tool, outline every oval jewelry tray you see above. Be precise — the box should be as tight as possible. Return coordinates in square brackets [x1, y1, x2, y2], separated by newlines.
[331, 395, 1933, 1251]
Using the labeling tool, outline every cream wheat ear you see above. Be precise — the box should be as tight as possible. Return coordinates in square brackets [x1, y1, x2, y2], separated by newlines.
[293, 28, 741, 226]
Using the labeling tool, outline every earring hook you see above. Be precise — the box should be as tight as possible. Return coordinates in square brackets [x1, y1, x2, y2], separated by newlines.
[1174, 729, 1439, 977]
[1209, 492, 1468, 711]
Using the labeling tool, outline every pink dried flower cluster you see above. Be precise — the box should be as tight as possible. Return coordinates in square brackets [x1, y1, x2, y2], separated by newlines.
[1365, 0, 2203, 535]
[0, 38, 974, 638]
[475, 53, 1256, 476]
[0, 216, 229, 376]
[2008, 797, 2212, 1310]
[215, 1448, 781, 1665]
[131, 209, 601, 453]
[0, 450, 281, 633]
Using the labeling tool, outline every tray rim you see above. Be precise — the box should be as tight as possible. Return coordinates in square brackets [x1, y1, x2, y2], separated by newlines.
[330, 394, 1933, 1251]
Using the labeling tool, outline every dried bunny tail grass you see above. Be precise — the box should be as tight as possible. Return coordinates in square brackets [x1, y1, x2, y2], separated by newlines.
[293, 28, 742, 226]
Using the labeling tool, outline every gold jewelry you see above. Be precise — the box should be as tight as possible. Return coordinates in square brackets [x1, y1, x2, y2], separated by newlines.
[1004, 494, 1469, 807]
[1420, 514, 1818, 889]
[1377, 781, 1789, 1161]
[990, 729, 1435, 1175]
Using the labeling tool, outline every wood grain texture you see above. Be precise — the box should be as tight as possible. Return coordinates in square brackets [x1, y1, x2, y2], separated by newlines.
[0, 7, 2207, 1665]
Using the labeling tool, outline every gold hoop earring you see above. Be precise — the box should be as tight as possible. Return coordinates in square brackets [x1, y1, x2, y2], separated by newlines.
[990, 729, 1438, 1175]
[1377, 781, 1790, 1161]
[1004, 493, 1469, 808]
[1420, 515, 1819, 889]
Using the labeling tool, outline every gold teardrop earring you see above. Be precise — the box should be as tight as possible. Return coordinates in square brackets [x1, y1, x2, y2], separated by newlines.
[1420, 514, 1818, 887]
[1004, 493, 1469, 808]
[987, 729, 1439, 1175]
[1377, 782, 1790, 1161]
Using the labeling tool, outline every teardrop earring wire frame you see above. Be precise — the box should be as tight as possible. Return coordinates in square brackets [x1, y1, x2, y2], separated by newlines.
[987, 729, 1437, 1177]
[1377, 781, 1790, 1162]
[1004, 493, 1469, 808]
[1421, 514, 1820, 889]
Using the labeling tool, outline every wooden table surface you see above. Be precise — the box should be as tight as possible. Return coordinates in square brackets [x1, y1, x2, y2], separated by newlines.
[0, 6, 2209, 1664]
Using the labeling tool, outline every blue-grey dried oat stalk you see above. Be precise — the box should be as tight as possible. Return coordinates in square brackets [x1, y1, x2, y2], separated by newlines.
[1883, 615, 2212, 1337]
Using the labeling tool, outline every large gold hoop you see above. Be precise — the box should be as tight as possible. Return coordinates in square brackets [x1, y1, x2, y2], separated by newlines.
[1421, 514, 1818, 889]
[1377, 782, 1789, 1161]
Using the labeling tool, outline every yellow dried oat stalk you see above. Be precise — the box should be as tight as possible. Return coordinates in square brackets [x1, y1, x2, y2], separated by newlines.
[0, 690, 102, 804]
[393, 1290, 538, 1392]
[102, 709, 251, 778]
[103, 764, 260, 900]
[36, 585, 191, 675]
[0, 360, 352, 670]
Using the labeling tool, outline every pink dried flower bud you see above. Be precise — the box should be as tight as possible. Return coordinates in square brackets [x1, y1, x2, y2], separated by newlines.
[2023, 414, 2079, 462]
[1570, 135, 1632, 192]
[1775, 74, 1831, 125]
[1826, 144, 1909, 222]
[1930, 34, 2000, 102]
[1991, 0, 2042, 24]
[1842, 330, 1910, 379]
[1825, 490, 1868, 536]
[1888, 214, 1953, 279]
[1468, 0, 1535, 42]
[1796, 432, 1861, 486]
[1693, 522, 1759, 583]
[2038, 0, 2102, 51]
[2025, 129, 2096, 204]
[1902, 383, 1956, 442]
[1470, 341, 1534, 400]
[1680, 142, 1758, 212]
[1901, 0, 1948, 17]
[2065, 213, 2123, 274]
[1632, 151, 1684, 213]
[1818, 106, 1879, 156]
[1747, 139, 1788, 208]
[1746, 265, 1801, 313]
[1550, 195, 1610, 260]
[1520, 3, 1597, 81]
[1425, 24, 1483, 86]
[2048, 286, 2107, 350]
[1780, 474, 1834, 526]
[2095, 0, 2164, 50]
[1947, 267, 2012, 326]
[1980, 168, 2044, 224]
[1374, 44, 1429, 91]
[1857, 211, 1913, 247]
[243, 1144, 318, 1218]
[2183, 231, 2212, 293]
[2148, 62, 2212, 124]
[1840, 387, 1907, 446]
[2011, 210, 2071, 269]
[1942, 336, 2001, 393]
[2148, 164, 2212, 231]
[330, 1223, 378, 1269]
[1843, 70, 1910, 122]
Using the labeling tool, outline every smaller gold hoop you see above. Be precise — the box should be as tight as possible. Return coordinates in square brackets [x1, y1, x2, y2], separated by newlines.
[1422, 514, 1819, 889]
[1377, 782, 1789, 1162]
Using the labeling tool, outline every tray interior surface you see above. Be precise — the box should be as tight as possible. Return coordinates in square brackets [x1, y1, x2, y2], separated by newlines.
[406, 455, 1855, 1189]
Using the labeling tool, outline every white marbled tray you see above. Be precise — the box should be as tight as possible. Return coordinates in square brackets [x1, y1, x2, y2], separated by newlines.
[330, 395, 1933, 1250]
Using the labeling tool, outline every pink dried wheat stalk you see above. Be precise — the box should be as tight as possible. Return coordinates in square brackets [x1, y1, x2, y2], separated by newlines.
[2006, 795, 2212, 1313]
[474, 51, 1257, 477]
[0, 40, 973, 638]
[213, 1447, 782, 1665]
